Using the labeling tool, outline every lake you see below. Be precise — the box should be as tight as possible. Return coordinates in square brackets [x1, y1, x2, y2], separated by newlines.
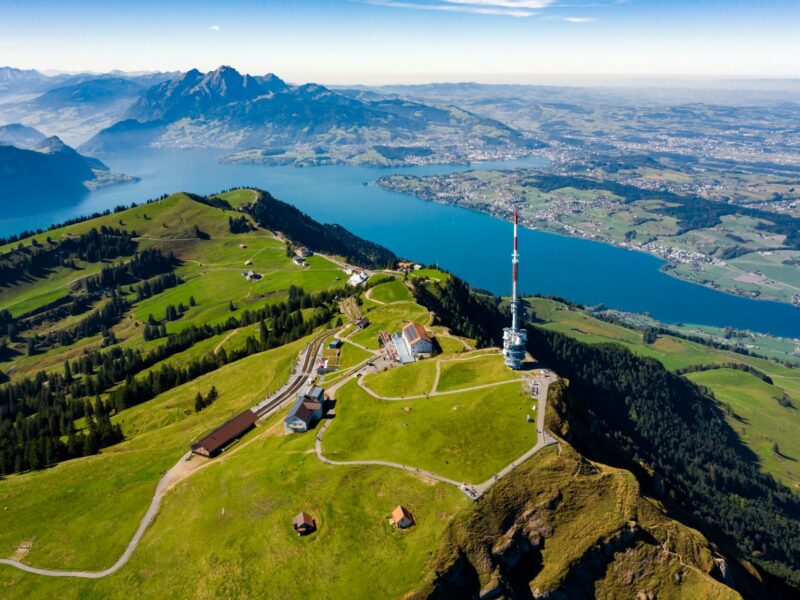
[2, 148, 799, 338]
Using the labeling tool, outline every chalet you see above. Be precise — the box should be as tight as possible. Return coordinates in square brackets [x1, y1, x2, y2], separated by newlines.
[329, 339, 343, 350]
[391, 506, 415, 529]
[293, 256, 307, 267]
[244, 259, 252, 266]
[355, 317, 370, 331]
[295, 246, 312, 258]
[242, 270, 262, 281]
[284, 385, 325, 433]
[293, 511, 316, 535]
[191, 410, 258, 457]
[397, 261, 414, 272]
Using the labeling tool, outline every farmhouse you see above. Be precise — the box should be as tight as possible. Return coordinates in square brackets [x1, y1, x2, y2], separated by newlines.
[391, 506, 415, 529]
[391, 322, 432, 363]
[293, 512, 316, 535]
[242, 270, 262, 281]
[295, 246, 312, 258]
[284, 385, 325, 433]
[293, 256, 307, 267]
[329, 339, 343, 349]
[355, 317, 370, 330]
[191, 410, 258, 457]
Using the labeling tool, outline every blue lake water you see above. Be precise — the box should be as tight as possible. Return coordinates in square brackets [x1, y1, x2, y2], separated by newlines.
[2, 148, 799, 338]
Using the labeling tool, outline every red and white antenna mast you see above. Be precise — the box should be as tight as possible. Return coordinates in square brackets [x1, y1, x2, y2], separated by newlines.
[503, 209, 527, 370]
[511, 209, 520, 332]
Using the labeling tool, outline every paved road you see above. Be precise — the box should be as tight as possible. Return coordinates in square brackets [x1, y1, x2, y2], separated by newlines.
[0, 451, 192, 579]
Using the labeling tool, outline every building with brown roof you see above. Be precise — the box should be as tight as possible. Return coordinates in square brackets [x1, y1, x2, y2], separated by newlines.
[190, 410, 258, 457]
[391, 505, 415, 529]
[391, 322, 433, 364]
[293, 511, 316, 535]
[284, 385, 325, 433]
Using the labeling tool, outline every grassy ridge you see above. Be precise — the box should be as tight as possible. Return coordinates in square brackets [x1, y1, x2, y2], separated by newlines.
[530, 297, 800, 491]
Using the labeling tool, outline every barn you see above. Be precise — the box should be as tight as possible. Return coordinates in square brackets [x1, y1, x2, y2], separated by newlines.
[190, 410, 258, 457]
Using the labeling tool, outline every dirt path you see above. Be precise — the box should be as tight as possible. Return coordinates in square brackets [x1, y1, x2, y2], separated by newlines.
[213, 329, 239, 354]
[358, 375, 526, 401]
[0, 451, 195, 579]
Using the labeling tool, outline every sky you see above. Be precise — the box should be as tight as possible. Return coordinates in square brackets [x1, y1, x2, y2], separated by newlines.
[0, 0, 799, 84]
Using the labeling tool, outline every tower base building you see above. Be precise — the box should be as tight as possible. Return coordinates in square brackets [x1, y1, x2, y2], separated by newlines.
[503, 326, 527, 370]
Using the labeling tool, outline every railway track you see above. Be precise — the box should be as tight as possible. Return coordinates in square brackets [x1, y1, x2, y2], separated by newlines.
[252, 331, 329, 419]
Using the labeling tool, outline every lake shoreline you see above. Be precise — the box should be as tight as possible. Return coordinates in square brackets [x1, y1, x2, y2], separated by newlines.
[3, 148, 798, 338]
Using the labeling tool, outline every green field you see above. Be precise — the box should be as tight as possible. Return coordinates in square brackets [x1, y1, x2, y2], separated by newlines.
[1, 389, 468, 599]
[436, 352, 518, 392]
[410, 268, 449, 283]
[362, 359, 438, 397]
[0, 339, 303, 571]
[214, 188, 259, 208]
[368, 279, 413, 303]
[687, 369, 800, 487]
[324, 378, 536, 482]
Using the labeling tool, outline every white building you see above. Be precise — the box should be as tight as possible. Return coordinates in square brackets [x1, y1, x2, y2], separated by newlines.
[348, 270, 369, 286]
[392, 322, 433, 363]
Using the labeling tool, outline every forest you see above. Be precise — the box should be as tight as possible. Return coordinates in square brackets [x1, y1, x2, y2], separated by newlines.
[246, 188, 398, 268]
[0, 285, 341, 475]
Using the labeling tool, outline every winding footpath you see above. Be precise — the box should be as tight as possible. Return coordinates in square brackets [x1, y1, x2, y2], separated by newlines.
[316, 360, 558, 499]
[0, 332, 331, 580]
[0, 451, 192, 578]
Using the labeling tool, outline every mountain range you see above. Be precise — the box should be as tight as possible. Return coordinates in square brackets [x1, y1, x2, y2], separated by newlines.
[86, 66, 541, 164]
[0, 128, 135, 216]
[1, 65, 541, 165]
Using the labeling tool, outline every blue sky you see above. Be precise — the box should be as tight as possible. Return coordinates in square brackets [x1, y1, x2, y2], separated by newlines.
[1, 0, 798, 83]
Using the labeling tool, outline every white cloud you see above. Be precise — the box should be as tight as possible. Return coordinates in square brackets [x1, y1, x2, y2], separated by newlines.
[360, 0, 539, 17]
[441, 0, 555, 7]
[208, 25, 221, 31]
[564, 17, 594, 23]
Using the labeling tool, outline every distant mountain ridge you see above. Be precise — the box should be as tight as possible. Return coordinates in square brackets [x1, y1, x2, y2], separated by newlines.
[0, 135, 135, 216]
[83, 65, 541, 164]
[33, 77, 144, 109]
[0, 123, 46, 149]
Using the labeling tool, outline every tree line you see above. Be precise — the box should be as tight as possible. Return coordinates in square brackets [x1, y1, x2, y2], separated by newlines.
[0, 226, 137, 287]
[0, 285, 342, 475]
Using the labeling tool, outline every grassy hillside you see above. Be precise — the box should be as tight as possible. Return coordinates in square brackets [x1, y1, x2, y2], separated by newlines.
[410, 443, 740, 599]
[0, 190, 788, 598]
[529, 296, 800, 491]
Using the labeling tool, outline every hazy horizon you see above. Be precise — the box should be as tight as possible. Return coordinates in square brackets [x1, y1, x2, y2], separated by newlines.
[2, 0, 799, 85]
